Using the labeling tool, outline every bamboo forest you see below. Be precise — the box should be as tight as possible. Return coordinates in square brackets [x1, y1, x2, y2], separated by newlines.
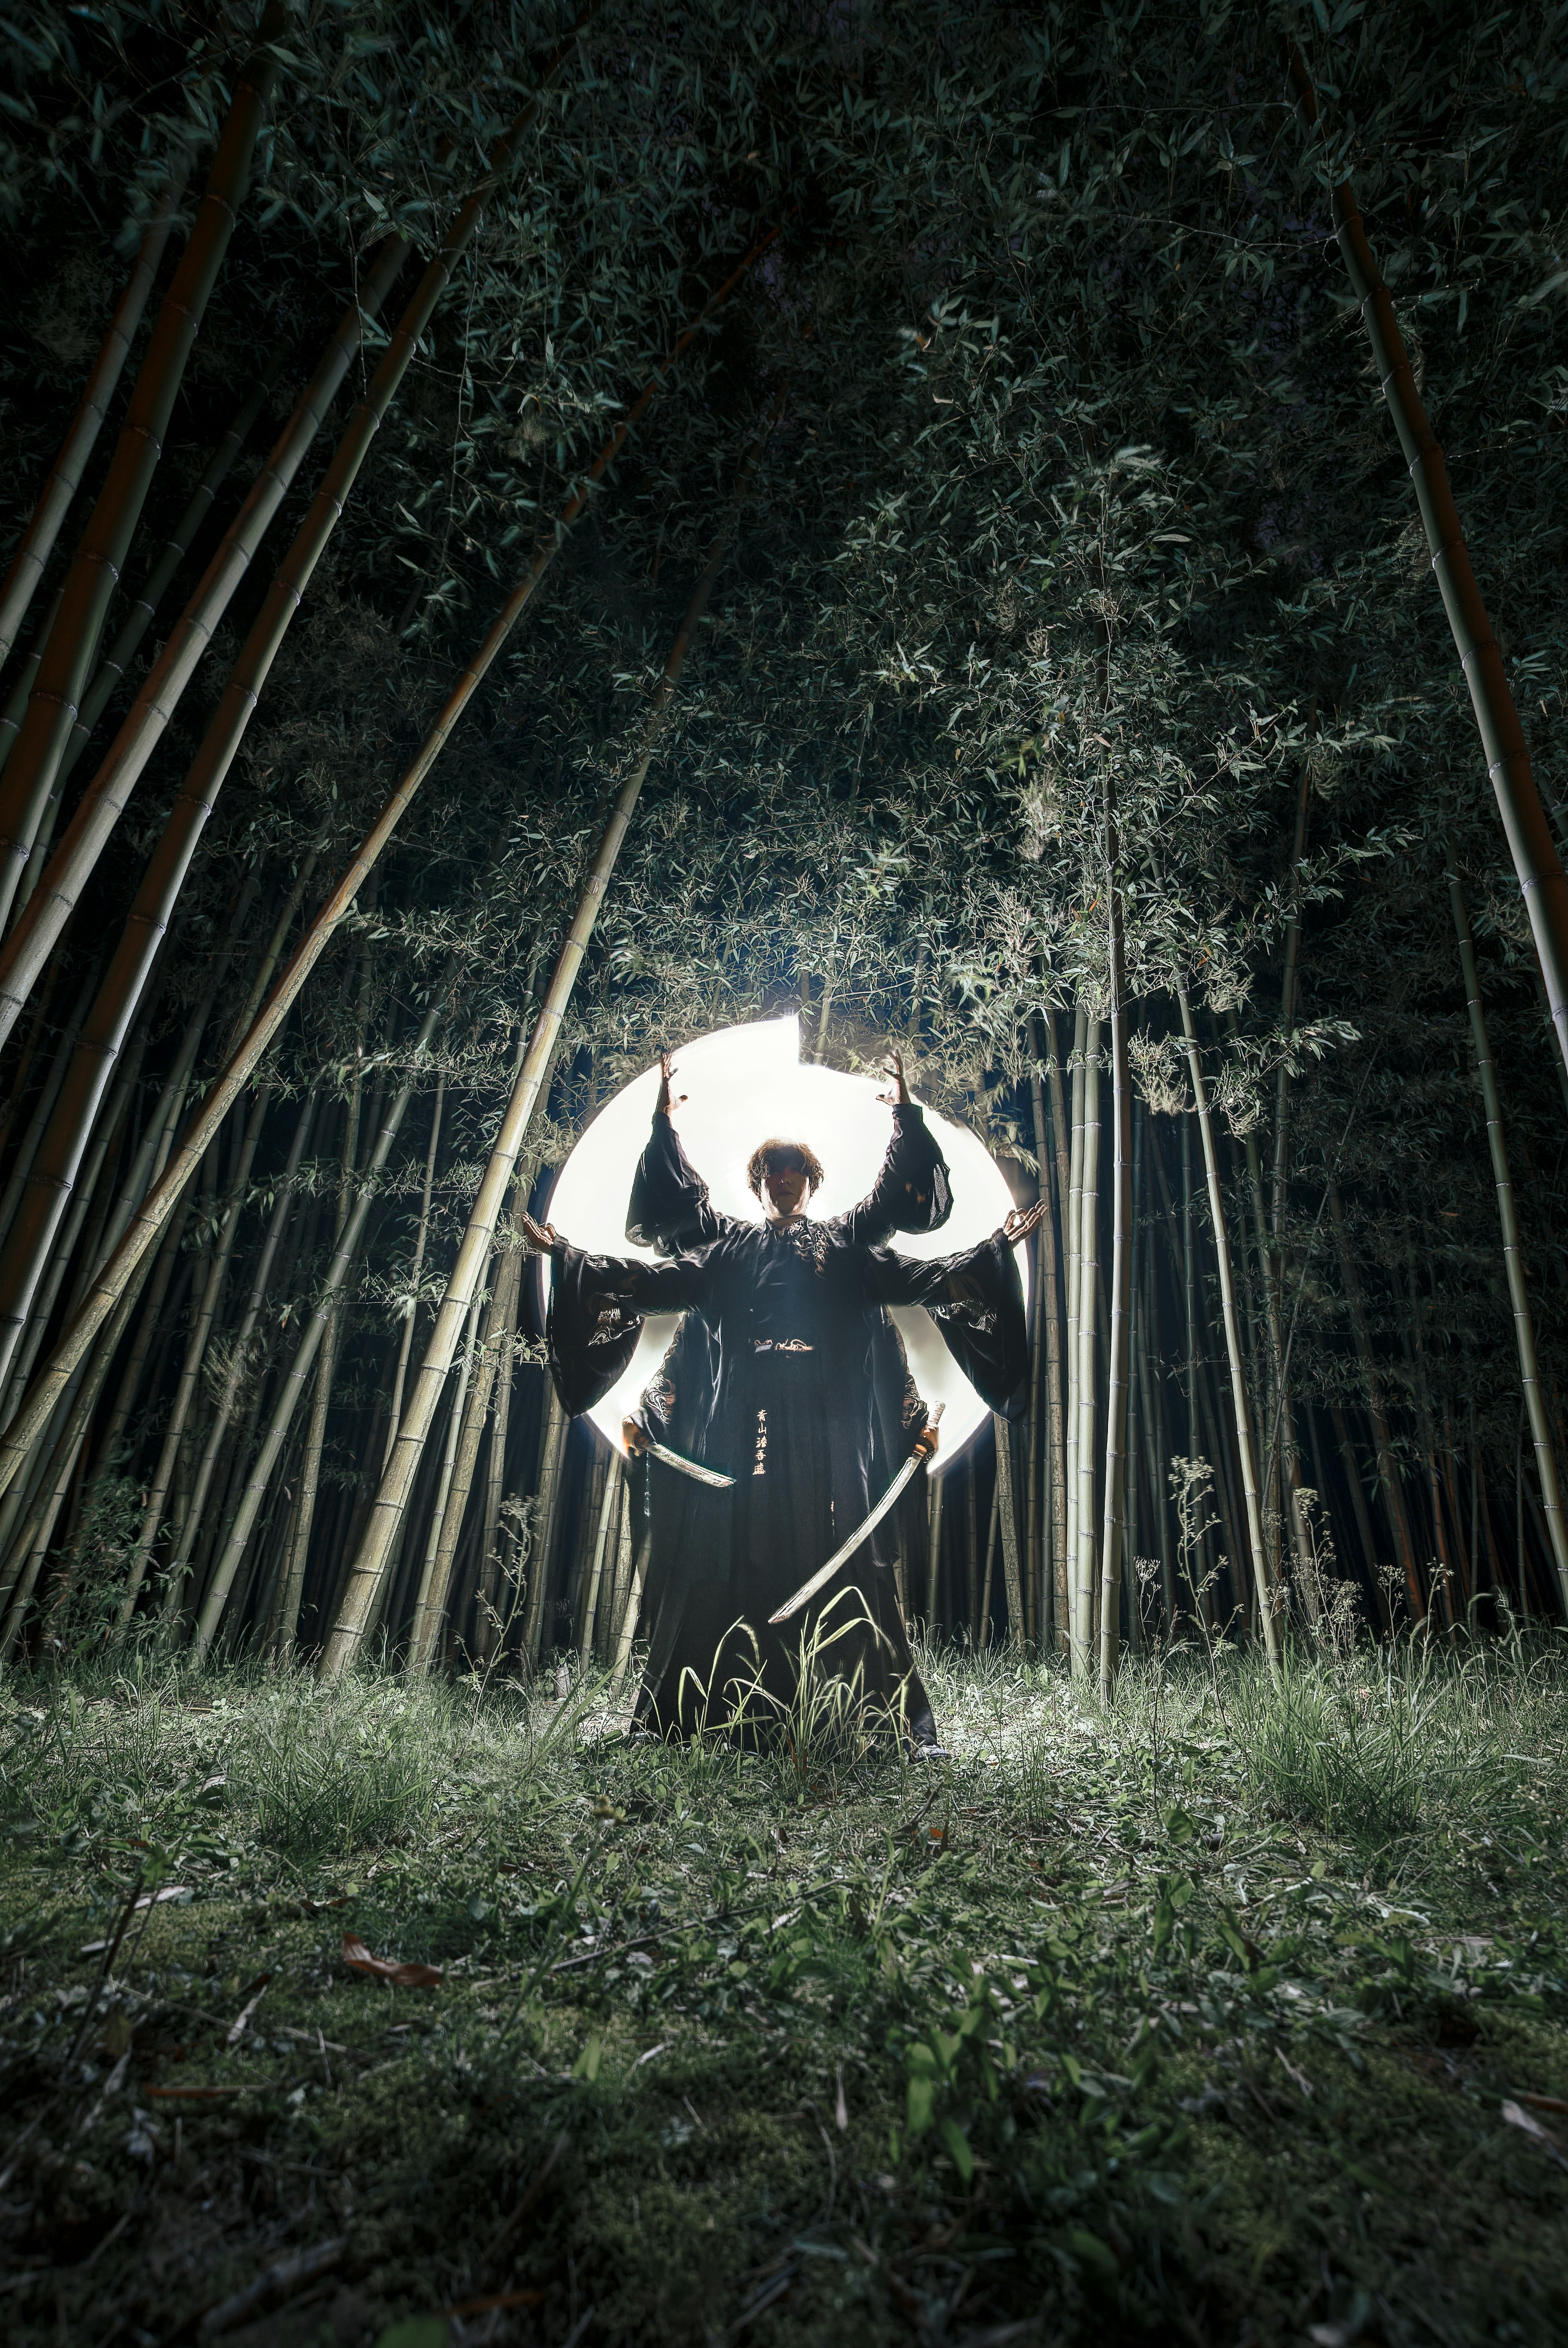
[1, 1, 1566, 2341]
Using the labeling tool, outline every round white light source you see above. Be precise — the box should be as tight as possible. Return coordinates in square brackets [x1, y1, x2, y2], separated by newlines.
[541, 1016, 1026, 1469]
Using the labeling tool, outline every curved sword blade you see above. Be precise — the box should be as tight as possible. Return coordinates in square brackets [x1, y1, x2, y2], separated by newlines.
[646, 1438, 735, 1489]
[768, 1401, 944, 1624]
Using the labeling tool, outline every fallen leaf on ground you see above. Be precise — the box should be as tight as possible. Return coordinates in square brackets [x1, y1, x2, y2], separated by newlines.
[343, 1932, 443, 1988]
[1501, 2099, 1568, 2172]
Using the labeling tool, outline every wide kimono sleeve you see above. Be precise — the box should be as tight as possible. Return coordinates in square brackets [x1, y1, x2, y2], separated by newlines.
[866, 1232, 1029, 1420]
[835, 1103, 953, 1249]
[626, 1113, 731, 1253]
[546, 1243, 710, 1417]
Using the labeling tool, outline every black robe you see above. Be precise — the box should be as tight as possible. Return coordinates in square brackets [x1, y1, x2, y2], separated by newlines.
[545, 1105, 1029, 1740]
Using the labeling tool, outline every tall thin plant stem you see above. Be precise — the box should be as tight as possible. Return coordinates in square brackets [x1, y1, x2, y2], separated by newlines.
[322, 434, 768, 1679]
[1287, 44, 1568, 1083]
[0, 245, 783, 1510]
[0, 167, 187, 666]
[1174, 976, 1280, 1672]
[1098, 777, 1133, 1701]
[0, 5, 289, 933]
[1446, 847, 1568, 1617]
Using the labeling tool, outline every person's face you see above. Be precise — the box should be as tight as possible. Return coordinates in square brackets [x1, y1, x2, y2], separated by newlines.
[763, 1155, 811, 1219]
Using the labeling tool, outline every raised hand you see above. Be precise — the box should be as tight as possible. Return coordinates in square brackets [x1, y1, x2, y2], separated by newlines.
[520, 1209, 565, 1258]
[876, 1047, 912, 1108]
[1002, 1200, 1048, 1248]
[655, 1050, 686, 1119]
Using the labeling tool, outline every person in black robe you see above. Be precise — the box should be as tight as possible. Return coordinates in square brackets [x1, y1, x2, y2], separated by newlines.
[522, 1052, 1042, 1749]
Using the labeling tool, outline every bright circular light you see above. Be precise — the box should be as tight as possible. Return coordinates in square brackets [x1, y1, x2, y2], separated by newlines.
[542, 1016, 1027, 1468]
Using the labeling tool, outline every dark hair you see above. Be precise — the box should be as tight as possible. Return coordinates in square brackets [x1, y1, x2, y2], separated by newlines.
[746, 1137, 826, 1199]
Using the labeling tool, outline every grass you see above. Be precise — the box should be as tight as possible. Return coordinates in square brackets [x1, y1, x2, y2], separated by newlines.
[0, 1631, 1565, 2347]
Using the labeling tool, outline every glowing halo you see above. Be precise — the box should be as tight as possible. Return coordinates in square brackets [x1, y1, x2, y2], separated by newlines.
[540, 1015, 1027, 1468]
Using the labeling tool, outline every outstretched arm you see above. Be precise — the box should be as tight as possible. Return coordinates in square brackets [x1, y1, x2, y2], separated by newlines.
[864, 1200, 1045, 1421]
[522, 1210, 709, 1418]
[626, 1050, 730, 1251]
[837, 1051, 953, 1248]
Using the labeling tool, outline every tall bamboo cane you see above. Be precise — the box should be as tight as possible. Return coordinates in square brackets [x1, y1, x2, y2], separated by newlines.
[405, 1287, 485, 1670]
[1286, 42, 1568, 1083]
[0, 168, 187, 667]
[1098, 779, 1133, 1700]
[387, 1072, 445, 1464]
[1173, 976, 1281, 1670]
[1063, 1002, 1086, 1598]
[0, 232, 411, 1050]
[1071, 1012, 1102, 1675]
[116, 1084, 272, 1626]
[0, 4, 290, 933]
[1446, 849, 1568, 1617]
[417, 1246, 524, 1671]
[0, 238, 781, 1514]
[192, 994, 445, 1660]
[13, 343, 291, 912]
[166, 1085, 317, 1597]
[321, 462, 762, 1679]
[992, 1414, 1024, 1642]
[0, 16, 606, 1080]
[1041, 1008, 1071, 1643]
[1326, 1180, 1423, 1619]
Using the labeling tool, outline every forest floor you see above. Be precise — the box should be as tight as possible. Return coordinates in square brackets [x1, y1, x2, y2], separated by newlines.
[0, 1635, 1565, 2348]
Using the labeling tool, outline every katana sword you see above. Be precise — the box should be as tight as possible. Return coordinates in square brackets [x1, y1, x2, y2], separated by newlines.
[768, 1402, 944, 1624]
[643, 1439, 735, 1489]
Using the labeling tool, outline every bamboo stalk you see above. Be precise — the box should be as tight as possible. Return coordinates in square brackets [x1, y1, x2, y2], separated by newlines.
[1174, 977, 1280, 1670]
[1029, 1023, 1062, 1651]
[191, 993, 446, 1660]
[0, 258, 413, 1305]
[15, 347, 291, 919]
[1287, 43, 1568, 1079]
[0, 593, 63, 788]
[430, 1246, 525, 1666]
[611, 1520, 647, 1693]
[993, 1414, 1023, 1642]
[270, 932, 378, 1651]
[322, 448, 764, 1679]
[386, 1070, 445, 1465]
[523, 1391, 568, 1666]
[0, 959, 102, 1257]
[0, 246, 785, 1516]
[1064, 1002, 1086, 1586]
[980, 1478, 998, 1644]
[1446, 849, 1568, 1617]
[1098, 780, 1133, 1701]
[0, 12, 608, 1018]
[1071, 1012, 1102, 1675]
[1326, 1182, 1423, 1621]
[117, 1085, 271, 1624]
[405, 1284, 486, 1671]
[169, 1085, 316, 1583]
[0, 873, 254, 1402]
[1023, 1198, 1043, 1651]
[576, 1443, 618, 1665]
[0, 170, 187, 667]
[0, 7, 289, 934]
[0, 239, 410, 1048]
[475, 1244, 522, 1659]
